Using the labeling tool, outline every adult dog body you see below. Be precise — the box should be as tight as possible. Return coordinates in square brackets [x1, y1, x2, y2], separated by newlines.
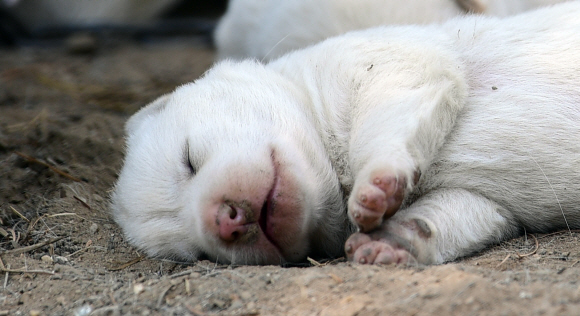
[214, 0, 570, 61]
[112, 3, 580, 265]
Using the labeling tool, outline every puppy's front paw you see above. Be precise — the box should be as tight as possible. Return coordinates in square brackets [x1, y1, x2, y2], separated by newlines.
[348, 170, 408, 232]
[344, 218, 433, 265]
[344, 230, 417, 265]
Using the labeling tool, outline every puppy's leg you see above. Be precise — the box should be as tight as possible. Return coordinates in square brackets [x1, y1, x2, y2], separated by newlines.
[348, 83, 465, 232]
[345, 189, 518, 265]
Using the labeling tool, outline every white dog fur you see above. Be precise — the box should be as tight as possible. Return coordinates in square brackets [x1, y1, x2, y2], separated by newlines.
[112, 3, 580, 265]
[214, 0, 570, 61]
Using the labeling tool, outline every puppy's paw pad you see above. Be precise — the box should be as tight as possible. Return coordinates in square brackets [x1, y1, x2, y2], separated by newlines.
[346, 218, 433, 265]
[348, 239, 415, 265]
[344, 232, 372, 257]
[348, 173, 406, 232]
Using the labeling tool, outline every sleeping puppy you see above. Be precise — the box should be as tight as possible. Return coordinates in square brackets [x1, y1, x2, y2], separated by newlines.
[214, 0, 570, 61]
[111, 2, 580, 265]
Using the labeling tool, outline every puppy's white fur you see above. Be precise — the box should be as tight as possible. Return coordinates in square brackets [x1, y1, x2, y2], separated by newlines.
[214, 0, 570, 61]
[112, 3, 580, 265]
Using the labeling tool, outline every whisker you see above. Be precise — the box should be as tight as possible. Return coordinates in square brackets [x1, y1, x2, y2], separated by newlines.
[261, 34, 291, 63]
[529, 156, 571, 235]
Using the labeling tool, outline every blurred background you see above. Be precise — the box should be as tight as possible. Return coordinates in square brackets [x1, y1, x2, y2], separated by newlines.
[0, 0, 227, 48]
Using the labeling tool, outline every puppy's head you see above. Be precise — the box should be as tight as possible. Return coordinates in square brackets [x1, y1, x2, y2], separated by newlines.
[111, 60, 348, 265]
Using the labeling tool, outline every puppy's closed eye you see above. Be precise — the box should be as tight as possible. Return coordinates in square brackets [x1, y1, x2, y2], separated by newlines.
[183, 142, 196, 176]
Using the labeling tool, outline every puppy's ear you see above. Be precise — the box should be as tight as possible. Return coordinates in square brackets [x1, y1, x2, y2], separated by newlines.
[125, 94, 170, 136]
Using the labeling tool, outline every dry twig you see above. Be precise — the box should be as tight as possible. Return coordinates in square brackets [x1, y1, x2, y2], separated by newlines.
[537, 230, 580, 239]
[307, 256, 345, 267]
[497, 234, 540, 268]
[0, 236, 65, 256]
[169, 269, 195, 279]
[73, 196, 91, 210]
[14, 151, 81, 182]
[0, 266, 54, 275]
[108, 255, 144, 271]
[156, 285, 174, 309]
[66, 246, 93, 258]
[516, 234, 539, 258]
[307, 257, 322, 266]
[0, 227, 8, 238]
[2, 270, 7, 289]
[0, 257, 7, 289]
[9, 206, 30, 223]
[328, 273, 344, 284]
[6, 228, 20, 246]
[28, 212, 84, 234]
[496, 254, 512, 268]
[0, 255, 54, 275]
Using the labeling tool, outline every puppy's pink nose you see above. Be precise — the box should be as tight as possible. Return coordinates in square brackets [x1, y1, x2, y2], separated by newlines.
[217, 204, 251, 242]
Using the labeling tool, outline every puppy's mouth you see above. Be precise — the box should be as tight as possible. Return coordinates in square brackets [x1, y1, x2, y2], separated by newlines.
[213, 147, 305, 264]
[258, 153, 281, 251]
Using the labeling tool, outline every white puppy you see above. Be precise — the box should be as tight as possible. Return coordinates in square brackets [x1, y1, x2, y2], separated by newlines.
[214, 0, 571, 61]
[112, 3, 580, 265]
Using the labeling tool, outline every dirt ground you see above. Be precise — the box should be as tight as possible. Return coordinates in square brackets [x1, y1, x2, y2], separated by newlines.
[1, 36, 580, 316]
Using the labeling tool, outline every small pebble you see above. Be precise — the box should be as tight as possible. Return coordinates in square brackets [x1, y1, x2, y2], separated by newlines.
[89, 222, 99, 234]
[133, 283, 145, 295]
[74, 304, 92, 316]
[41, 255, 54, 264]
[54, 256, 69, 264]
